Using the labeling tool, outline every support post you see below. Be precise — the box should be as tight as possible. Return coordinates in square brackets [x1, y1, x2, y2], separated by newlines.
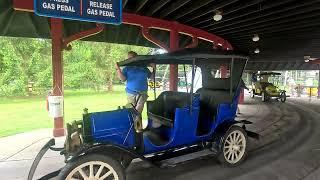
[169, 29, 179, 91]
[239, 88, 245, 104]
[51, 18, 65, 137]
[318, 67, 320, 99]
[220, 65, 228, 78]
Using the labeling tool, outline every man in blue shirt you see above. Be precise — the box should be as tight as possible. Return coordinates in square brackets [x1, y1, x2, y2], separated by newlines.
[115, 51, 155, 132]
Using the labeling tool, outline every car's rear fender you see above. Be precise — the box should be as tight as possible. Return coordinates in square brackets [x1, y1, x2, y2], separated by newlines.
[213, 120, 259, 143]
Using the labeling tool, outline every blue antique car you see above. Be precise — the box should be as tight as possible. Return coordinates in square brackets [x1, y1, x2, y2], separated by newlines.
[28, 49, 258, 180]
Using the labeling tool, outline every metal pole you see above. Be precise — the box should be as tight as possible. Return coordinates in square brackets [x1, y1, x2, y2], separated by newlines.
[183, 65, 189, 93]
[153, 67, 156, 100]
[51, 18, 65, 137]
[190, 59, 196, 112]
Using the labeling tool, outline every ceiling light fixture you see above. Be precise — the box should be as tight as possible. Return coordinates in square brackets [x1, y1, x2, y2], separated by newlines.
[254, 48, 260, 54]
[213, 10, 222, 21]
[252, 34, 260, 42]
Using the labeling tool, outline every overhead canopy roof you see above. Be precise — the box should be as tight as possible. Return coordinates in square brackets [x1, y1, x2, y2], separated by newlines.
[118, 48, 248, 66]
[1, 0, 320, 70]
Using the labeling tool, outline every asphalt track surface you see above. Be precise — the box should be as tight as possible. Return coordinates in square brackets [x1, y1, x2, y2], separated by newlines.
[126, 98, 320, 180]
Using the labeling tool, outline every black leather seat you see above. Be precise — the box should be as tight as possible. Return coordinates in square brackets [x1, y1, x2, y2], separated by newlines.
[144, 130, 169, 146]
[196, 88, 233, 135]
[147, 91, 191, 127]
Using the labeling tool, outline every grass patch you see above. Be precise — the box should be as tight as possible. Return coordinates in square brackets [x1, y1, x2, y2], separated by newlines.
[0, 85, 155, 137]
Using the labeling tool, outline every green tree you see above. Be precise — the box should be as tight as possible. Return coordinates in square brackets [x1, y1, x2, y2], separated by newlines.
[0, 37, 152, 96]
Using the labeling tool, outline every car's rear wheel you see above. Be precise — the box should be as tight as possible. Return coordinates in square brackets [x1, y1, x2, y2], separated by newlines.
[250, 90, 255, 98]
[280, 92, 286, 103]
[218, 126, 248, 166]
[261, 91, 267, 102]
[58, 154, 125, 180]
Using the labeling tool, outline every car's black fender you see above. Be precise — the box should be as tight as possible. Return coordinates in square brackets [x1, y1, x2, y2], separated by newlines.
[213, 120, 259, 142]
[67, 143, 153, 167]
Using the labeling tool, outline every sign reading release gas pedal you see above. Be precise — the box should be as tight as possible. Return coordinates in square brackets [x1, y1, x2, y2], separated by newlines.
[34, 0, 122, 24]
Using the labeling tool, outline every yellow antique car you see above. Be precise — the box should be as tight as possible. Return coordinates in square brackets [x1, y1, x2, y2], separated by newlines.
[250, 72, 287, 102]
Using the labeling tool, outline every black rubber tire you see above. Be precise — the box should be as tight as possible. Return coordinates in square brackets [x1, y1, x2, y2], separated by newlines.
[280, 92, 286, 103]
[250, 90, 255, 98]
[261, 91, 267, 102]
[218, 126, 248, 167]
[58, 154, 126, 180]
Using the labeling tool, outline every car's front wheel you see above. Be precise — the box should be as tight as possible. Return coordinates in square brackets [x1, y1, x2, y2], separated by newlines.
[218, 126, 248, 166]
[58, 154, 125, 180]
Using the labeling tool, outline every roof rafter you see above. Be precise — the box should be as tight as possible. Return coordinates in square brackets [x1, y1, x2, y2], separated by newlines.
[135, 0, 150, 13]
[182, 0, 239, 24]
[145, 0, 171, 16]
[172, 0, 214, 20]
[159, 0, 192, 18]
[199, 0, 297, 30]
[214, 5, 320, 34]
[217, 11, 320, 36]
[195, 0, 266, 28]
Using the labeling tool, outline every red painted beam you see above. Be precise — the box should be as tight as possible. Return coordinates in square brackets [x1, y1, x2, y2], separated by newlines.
[13, 0, 33, 12]
[184, 37, 199, 49]
[169, 30, 179, 91]
[63, 24, 105, 50]
[123, 13, 233, 50]
[310, 59, 320, 64]
[141, 27, 169, 50]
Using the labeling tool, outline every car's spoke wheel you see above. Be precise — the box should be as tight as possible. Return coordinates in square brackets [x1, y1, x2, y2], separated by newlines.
[218, 126, 248, 166]
[66, 161, 119, 180]
[223, 130, 246, 164]
[59, 154, 125, 180]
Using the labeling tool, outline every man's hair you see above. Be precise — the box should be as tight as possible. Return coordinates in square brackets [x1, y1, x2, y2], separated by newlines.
[128, 51, 138, 57]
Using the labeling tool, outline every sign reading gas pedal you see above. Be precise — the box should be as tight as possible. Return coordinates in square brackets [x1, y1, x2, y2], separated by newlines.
[34, 0, 122, 24]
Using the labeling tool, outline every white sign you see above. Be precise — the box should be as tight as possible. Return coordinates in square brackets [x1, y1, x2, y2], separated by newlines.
[48, 96, 64, 118]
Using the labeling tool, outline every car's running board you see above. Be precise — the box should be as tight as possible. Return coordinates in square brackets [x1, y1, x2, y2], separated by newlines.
[158, 149, 215, 168]
[147, 144, 205, 163]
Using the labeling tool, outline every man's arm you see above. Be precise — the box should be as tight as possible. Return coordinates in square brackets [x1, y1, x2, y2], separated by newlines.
[115, 63, 127, 81]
